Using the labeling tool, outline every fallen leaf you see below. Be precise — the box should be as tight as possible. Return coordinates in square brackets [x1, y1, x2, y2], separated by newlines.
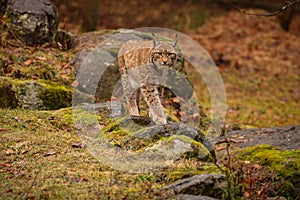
[71, 80, 79, 87]
[24, 59, 33, 66]
[0, 128, 6, 132]
[44, 149, 57, 157]
[36, 56, 46, 60]
[1, 163, 12, 167]
[71, 142, 85, 148]
[47, 156, 55, 161]
[80, 176, 88, 182]
[5, 149, 14, 156]
[21, 149, 30, 154]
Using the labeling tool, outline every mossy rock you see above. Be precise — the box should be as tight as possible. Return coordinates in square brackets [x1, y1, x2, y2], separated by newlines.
[0, 77, 72, 110]
[238, 145, 300, 177]
[237, 144, 300, 198]
[98, 114, 216, 162]
[0, 77, 18, 108]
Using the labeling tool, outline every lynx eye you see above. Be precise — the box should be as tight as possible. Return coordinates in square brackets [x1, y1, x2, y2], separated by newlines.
[156, 52, 163, 56]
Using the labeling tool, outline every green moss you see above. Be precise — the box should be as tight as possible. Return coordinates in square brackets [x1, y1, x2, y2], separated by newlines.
[237, 144, 300, 177]
[0, 78, 17, 108]
[167, 163, 221, 181]
[134, 174, 155, 183]
[38, 80, 72, 110]
[237, 144, 300, 198]
[101, 117, 124, 133]
[278, 180, 295, 198]
[52, 107, 104, 131]
[0, 77, 72, 110]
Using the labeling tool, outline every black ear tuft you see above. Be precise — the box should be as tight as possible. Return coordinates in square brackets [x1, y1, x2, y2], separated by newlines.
[172, 34, 178, 47]
[152, 33, 159, 47]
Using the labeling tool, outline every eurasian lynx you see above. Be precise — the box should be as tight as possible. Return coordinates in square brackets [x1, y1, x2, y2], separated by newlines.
[118, 35, 178, 124]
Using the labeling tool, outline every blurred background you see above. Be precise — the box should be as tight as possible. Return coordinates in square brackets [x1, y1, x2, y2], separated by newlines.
[52, 0, 300, 36]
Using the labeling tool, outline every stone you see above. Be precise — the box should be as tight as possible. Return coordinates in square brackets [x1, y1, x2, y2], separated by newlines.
[7, 0, 58, 45]
[214, 125, 300, 150]
[128, 120, 216, 161]
[0, 0, 7, 16]
[169, 194, 219, 200]
[161, 174, 226, 199]
[73, 102, 215, 172]
[0, 77, 73, 110]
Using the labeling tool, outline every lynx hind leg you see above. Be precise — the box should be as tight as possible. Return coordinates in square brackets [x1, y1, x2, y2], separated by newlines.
[141, 84, 167, 125]
[121, 75, 140, 116]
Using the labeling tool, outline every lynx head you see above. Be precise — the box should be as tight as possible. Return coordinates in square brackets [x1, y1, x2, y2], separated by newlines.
[150, 34, 178, 68]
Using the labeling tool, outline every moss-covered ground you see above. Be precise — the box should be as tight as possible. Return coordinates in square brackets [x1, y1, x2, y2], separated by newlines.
[0, 108, 222, 199]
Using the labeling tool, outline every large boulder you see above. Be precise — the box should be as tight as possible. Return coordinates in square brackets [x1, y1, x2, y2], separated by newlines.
[72, 29, 191, 103]
[0, 77, 72, 110]
[0, 0, 7, 16]
[7, 0, 58, 45]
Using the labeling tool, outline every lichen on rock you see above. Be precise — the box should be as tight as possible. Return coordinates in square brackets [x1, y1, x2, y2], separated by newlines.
[6, 0, 58, 45]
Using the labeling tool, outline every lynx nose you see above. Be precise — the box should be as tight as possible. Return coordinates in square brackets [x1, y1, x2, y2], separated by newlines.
[162, 56, 168, 65]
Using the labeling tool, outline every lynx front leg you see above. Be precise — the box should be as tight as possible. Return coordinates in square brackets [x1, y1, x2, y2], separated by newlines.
[141, 84, 167, 125]
[121, 75, 140, 116]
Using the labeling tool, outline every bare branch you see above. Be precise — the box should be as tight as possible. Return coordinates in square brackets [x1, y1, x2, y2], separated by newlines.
[233, 0, 300, 17]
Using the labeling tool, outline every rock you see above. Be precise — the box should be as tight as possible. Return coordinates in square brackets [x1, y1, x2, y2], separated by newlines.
[7, 0, 58, 45]
[72, 29, 191, 103]
[212, 126, 300, 199]
[161, 174, 226, 199]
[214, 125, 300, 150]
[128, 120, 216, 161]
[0, 0, 7, 16]
[0, 77, 18, 108]
[169, 194, 219, 200]
[74, 102, 215, 172]
[100, 114, 216, 162]
[0, 77, 73, 110]
[267, 197, 287, 200]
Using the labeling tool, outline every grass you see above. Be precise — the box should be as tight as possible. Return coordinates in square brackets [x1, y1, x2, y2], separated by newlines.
[222, 66, 300, 128]
[0, 109, 150, 199]
[0, 108, 222, 199]
[188, 59, 300, 129]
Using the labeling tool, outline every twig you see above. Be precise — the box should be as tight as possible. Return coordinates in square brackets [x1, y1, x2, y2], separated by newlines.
[233, 0, 300, 17]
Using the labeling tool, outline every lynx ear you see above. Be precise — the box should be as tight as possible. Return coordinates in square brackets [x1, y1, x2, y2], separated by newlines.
[152, 33, 159, 47]
[172, 34, 178, 47]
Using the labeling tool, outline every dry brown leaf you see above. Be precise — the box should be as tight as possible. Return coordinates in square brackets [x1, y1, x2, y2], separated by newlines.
[5, 149, 14, 156]
[71, 142, 85, 148]
[24, 59, 33, 66]
[44, 149, 57, 157]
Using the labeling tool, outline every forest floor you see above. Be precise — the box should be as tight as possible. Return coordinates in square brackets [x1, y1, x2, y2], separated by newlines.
[1, 2, 300, 199]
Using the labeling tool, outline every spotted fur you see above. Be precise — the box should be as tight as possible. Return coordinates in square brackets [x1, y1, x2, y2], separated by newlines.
[118, 35, 178, 124]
